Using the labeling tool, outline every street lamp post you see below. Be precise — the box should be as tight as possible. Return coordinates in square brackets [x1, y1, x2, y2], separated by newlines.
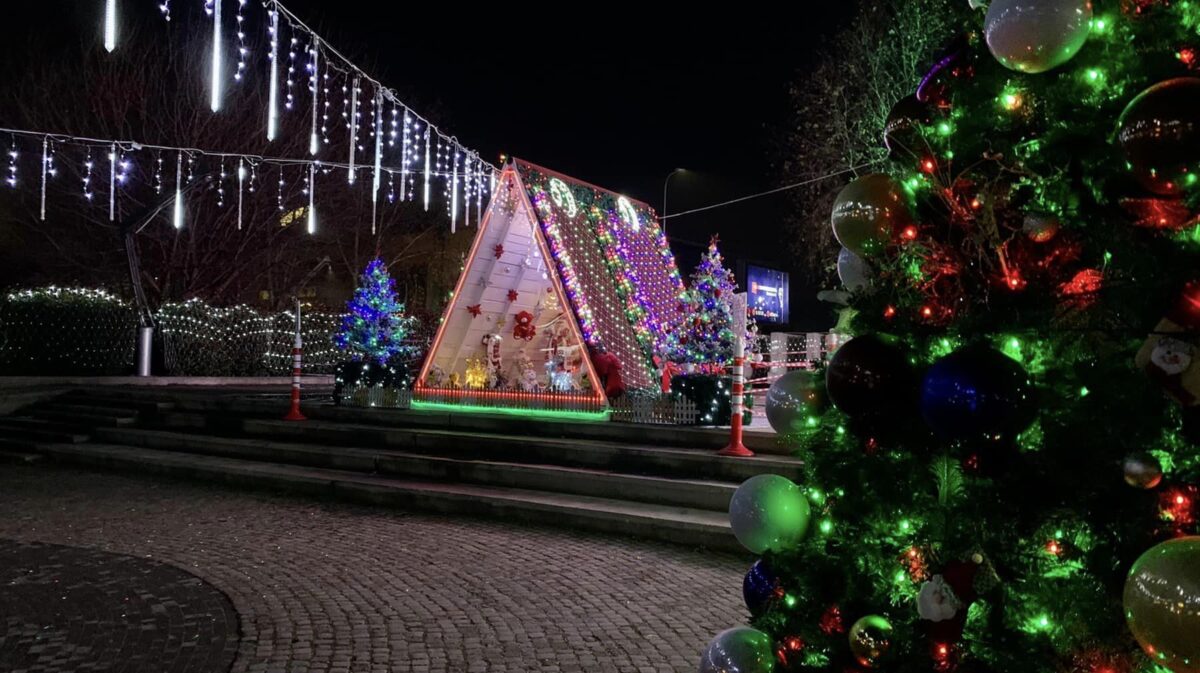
[661, 168, 686, 237]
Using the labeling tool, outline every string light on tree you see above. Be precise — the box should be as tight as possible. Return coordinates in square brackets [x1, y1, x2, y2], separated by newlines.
[82, 148, 94, 201]
[217, 158, 227, 208]
[402, 110, 413, 201]
[347, 75, 359, 184]
[6, 137, 17, 188]
[388, 102, 398, 149]
[372, 88, 383, 234]
[285, 34, 298, 111]
[158, 0, 170, 22]
[234, 0, 247, 82]
[320, 61, 331, 146]
[276, 164, 286, 211]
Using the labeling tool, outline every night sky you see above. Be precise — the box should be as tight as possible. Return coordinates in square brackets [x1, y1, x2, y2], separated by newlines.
[4, 2, 858, 328]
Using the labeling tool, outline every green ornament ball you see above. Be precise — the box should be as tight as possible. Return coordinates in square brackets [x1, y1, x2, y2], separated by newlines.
[830, 174, 910, 257]
[849, 615, 894, 668]
[728, 474, 811, 554]
[1124, 537, 1200, 673]
[765, 371, 828, 434]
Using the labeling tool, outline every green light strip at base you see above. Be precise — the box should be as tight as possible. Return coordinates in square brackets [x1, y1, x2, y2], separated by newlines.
[410, 400, 611, 423]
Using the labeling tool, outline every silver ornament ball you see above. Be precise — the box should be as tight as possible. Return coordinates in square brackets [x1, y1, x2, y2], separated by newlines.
[985, 0, 1092, 74]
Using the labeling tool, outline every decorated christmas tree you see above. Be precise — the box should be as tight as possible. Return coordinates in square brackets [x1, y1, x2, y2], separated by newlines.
[335, 258, 413, 365]
[667, 236, 739, 367]
[703, 2, 1200, 673]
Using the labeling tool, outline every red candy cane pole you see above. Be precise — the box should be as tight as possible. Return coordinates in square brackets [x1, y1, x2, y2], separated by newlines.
[720, 293, 753, 457]
[284, 299, 307, 422]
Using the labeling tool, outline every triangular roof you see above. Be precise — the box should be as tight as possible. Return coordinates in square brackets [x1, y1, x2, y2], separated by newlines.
[415, 160, 684, 408]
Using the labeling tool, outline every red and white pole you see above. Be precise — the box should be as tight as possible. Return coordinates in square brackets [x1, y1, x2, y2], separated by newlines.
[720, 293, 753, 457]
[284, 299, 307, 422]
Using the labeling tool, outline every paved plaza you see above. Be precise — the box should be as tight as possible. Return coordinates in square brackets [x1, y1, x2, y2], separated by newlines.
[0, 465, 746, 673]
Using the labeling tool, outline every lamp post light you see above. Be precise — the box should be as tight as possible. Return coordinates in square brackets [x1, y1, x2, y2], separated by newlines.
[661, 168, 686, 237]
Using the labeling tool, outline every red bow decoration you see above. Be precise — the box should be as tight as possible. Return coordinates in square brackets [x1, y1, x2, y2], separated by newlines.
[657, 360, 682, 393]
[493, 244, 505, 259]
[467, 304, 482, 317]
[507, 289, 519, 302]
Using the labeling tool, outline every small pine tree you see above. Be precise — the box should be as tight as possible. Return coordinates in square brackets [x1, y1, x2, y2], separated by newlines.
[335, 259, 413, 365]
[667, 236, 739, 366]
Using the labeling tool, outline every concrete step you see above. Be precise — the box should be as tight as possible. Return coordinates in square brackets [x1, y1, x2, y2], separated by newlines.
[32, 401, 141, 419]
[28, 407, 137, 428]
[117, 388, 788, 454]
[90, 426, 737, 511]
[152, 411, 803, 484]
[0, 449, 43, 464]
[0, 417, 90, 444]
[36, 442, 741, 552]
[53, 393, 176, 415]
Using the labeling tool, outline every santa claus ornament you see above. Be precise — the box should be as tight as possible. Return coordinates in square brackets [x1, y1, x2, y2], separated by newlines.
[512, 311, 537, 341]
[1137, 282, 1200, 408]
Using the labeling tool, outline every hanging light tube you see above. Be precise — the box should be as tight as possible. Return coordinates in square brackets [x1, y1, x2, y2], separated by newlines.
[104, 0, 118, 52]
[173, 152, 184, 229]
[266, 9, 279, 141]
[210, 0, 223, 112]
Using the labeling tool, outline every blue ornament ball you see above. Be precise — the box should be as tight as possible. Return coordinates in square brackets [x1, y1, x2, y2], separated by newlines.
[742, 560, 779, 617]
[921, 344, 1037, 441]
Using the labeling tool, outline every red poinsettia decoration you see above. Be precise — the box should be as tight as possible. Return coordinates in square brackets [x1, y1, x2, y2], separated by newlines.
[467, 304, 482, 317]
[507, 289, 519, 302]
[493, 244, 505, 259]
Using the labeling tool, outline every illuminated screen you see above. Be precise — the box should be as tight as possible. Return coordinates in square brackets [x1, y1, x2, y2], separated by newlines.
[746, 265, 789, 324]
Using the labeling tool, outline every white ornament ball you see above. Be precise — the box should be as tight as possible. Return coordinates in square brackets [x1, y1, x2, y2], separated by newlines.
[985, 0, 1092, 74]
[837, 248, 873, 293]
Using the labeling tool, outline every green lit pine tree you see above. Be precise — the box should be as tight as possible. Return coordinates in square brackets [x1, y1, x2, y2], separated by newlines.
[705, 3, 1200, 673]
[667, 236, 739, 367]
[335, 258, 413, 365]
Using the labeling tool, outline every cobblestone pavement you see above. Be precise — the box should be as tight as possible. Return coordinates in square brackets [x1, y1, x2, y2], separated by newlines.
[0, 465, 746, 673]
[0, 540, 239, 673]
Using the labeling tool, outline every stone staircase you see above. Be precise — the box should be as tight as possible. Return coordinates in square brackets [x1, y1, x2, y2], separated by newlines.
[0, 388, 802, 552]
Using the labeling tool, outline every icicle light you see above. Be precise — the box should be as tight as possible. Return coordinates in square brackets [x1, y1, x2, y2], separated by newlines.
[104, 0, 117, 52]
[172, 152, 184, 230]
[266, 9, 279, 141]
[210, 0, 223, 112]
